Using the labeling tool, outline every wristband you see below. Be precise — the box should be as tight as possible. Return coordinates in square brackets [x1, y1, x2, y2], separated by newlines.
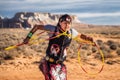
[28, 32, 33, 38]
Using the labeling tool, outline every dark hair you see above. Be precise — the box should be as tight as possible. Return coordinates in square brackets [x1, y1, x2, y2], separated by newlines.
[57, 14, 72, 27]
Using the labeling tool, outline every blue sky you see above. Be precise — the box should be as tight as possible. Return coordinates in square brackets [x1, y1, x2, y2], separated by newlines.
[0, 0, 120, 25]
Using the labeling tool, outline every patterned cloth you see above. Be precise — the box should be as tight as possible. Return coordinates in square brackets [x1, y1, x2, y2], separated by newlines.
[39, 58, 67, 80]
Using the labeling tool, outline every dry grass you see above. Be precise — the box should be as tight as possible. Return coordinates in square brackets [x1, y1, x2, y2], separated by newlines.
[0, 26, 120, 80]
[0, 26, 120, 64]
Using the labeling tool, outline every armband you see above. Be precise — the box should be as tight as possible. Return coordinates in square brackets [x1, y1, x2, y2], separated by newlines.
[28, 32, 33, 38]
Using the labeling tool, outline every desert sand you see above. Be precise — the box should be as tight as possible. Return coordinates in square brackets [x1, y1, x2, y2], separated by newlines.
[0, 27, 120, 80]
[0, 56, 120, 80]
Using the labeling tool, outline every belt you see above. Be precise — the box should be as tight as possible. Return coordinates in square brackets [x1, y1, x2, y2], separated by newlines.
[45, 56, 63, 64]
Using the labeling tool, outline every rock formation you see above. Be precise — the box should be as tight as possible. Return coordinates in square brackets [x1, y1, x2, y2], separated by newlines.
[0, 12, 81, 29]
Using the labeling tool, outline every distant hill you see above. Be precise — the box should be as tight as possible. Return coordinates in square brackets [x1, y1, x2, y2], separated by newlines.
[0, 12, 81, 29]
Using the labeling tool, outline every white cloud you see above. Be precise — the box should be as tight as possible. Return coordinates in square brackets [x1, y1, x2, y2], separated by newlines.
[24, 0, 43, 3]
[72, 12, 120, 18]
[0, 0, 118, 12]
[52, 12, 120, 19]
[1, 0, 120, 18]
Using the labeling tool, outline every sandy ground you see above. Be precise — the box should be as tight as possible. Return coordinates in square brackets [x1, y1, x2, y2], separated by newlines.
[0, 55, 120, 80]
[0, 28, 120, 80]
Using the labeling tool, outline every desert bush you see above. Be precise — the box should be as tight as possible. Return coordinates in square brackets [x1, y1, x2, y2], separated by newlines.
[110, 32, 118, 35]
[109, 44, 117, 50]
[117, 43, 120, 48]
[116, 48, 120, 55]
[100, 44, 111, 54]
[67, 40, 79, 58]
[81, 44, 89, 50]
[95, 51, 113, 60]
[106, 60, 116, 65]
[92, 47, 97, 53]
[99, 45, 107, 51]
[79, 50, 88, 60]
[94, 52, 102, 60]
[96, 39, 103, 46]
[0, 42, 6, 50]
[106, 40, 114, 46]
[4, 50, 20, 60]
[3, 54, 14, 60]
[0, 51, 6, 59]
[102, 50, 113, 58]
[0, 59, 5, 65]
[95, 46, 112, 59]
[101, 32, 109, 35]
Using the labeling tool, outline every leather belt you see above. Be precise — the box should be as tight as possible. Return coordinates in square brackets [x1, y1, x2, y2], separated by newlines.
[45, 56, 63, 64]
